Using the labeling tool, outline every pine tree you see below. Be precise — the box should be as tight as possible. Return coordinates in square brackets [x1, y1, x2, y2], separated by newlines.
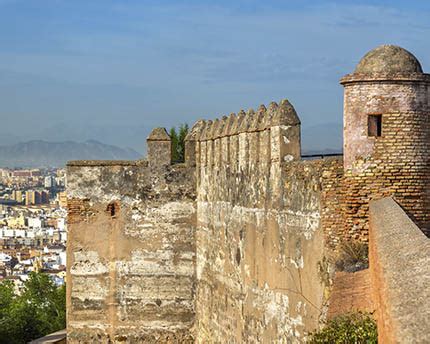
[169, 127, 179, 163]
[170, 124, 189, 163]
[177, 123, 189, 163]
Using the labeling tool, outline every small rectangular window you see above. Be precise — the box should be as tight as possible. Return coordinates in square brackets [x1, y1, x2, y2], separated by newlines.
[368, 114, 382, 137]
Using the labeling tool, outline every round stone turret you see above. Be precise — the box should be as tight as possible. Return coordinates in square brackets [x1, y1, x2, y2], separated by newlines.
[340, 45, 430, 239]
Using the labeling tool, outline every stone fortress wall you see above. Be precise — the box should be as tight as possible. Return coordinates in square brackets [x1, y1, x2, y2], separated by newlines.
[190, 101, 343, 342]
[66, 158, 197, 342]
[66, 45, 430, 343]
[66, 101, 345, 342]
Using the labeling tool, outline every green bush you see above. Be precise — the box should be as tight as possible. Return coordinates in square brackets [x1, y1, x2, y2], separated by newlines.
[308, 312, 377, 344]
[335, 241, 369, 272]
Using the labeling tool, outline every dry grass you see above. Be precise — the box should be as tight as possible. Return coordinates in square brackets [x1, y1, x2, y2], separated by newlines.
[335, 241, 369, 273]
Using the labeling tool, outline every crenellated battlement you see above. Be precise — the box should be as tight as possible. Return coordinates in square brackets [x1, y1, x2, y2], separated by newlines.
[184, 99, 301, 174]
[187, 99, 300, 140]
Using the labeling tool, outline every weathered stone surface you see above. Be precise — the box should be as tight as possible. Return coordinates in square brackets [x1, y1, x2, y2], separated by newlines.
[354, 45, 423, 75]
[147, 128, 172, 167]
[147, 127, 171, 141]
[67, 161, 196, 342]
[369, 198, 430, 344]
[194, 113, 339, 341]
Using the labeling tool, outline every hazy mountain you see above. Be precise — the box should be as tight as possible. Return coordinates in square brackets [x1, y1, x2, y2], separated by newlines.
[0, 140, 142, 168]
[301, 122, 343, 155]
[0, 121, 343, 168]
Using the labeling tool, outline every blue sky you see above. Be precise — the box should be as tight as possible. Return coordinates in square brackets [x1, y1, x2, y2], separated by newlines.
[1, 0, 429, 153]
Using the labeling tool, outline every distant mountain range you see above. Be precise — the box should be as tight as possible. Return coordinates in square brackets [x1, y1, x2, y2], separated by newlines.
[0, 140, 142, 168]
[0, 120, 343, 168]
[301, 122, 343, 155]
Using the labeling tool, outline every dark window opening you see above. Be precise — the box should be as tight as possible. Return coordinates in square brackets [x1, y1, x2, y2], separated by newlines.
[368, 114, 382, 137]
[106, 202, 117, 217]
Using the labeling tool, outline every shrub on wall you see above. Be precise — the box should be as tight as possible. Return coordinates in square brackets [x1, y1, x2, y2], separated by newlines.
[308, 311, 377, 343]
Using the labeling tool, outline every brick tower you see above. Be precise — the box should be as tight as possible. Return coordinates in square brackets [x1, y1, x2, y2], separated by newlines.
[340, 45, 430, 240]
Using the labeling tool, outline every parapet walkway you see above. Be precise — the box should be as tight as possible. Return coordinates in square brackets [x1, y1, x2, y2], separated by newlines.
[327, 269, 374, 319]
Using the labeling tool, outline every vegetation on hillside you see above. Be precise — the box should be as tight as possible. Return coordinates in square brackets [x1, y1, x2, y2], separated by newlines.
[170, 124, 189, 163]
[0, 272, 66, 344]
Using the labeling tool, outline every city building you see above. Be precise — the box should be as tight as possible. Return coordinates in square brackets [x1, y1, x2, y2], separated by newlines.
[11, 190, 23, 203]
[25, 190, 36, 206]
[0, 167, 67, 293]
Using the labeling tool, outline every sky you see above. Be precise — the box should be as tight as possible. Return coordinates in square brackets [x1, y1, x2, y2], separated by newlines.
[1, 0, 429, 153]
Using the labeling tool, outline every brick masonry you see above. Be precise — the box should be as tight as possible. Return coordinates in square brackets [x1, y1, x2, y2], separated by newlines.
[327, 269, 374, 320]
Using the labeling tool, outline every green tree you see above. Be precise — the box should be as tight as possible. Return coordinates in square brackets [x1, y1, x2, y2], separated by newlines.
[169, 127, 179, 163]
[170, 123, 189, 163]
[0, 280, 16, 341]
[0, 272, 66, 344]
